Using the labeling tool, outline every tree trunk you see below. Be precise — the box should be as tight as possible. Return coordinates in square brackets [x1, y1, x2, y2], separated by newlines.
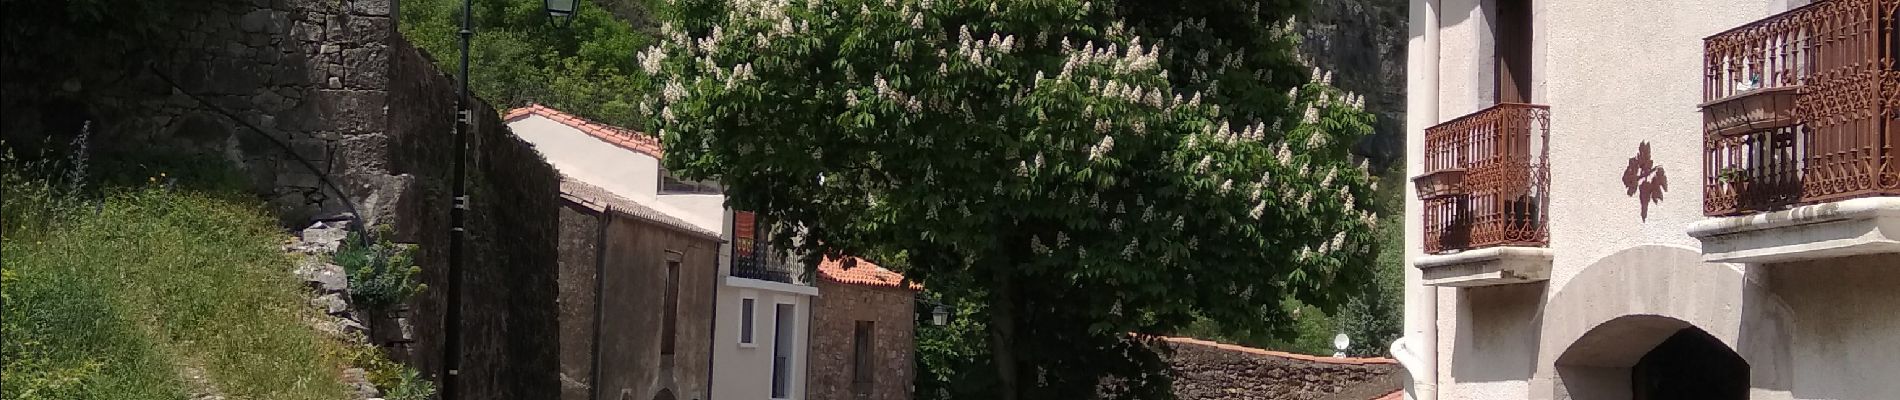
[989, 269, 1020, 400]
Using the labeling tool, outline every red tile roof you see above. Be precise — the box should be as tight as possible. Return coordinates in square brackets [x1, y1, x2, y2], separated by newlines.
[1156, 336, 1399, 366]
[1373, 390, 1405, 400]
[817, 256, 922, 291]
[505, 103, 665, 158]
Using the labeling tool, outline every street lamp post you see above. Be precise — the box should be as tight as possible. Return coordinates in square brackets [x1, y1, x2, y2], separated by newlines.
[442, 1, 579, 399]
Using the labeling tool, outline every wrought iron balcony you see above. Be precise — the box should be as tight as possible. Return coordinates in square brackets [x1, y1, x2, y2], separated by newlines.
[731, 236, 803, 284]
[1418, 103, 1551, 255]
[1701, 0, 1900, 217]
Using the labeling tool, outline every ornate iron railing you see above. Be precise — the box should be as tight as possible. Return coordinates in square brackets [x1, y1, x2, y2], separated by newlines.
[1702, 0, 1900, 216]
[731, 236, 802, 283]
[1419, 103, 1551, 255]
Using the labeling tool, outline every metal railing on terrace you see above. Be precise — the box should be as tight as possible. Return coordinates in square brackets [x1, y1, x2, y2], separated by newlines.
[1416, 103, 1551, 254]
[1701, 0, 1900, 216]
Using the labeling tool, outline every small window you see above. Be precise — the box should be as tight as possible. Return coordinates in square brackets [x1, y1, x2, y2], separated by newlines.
[661, 260, 681, 356]
[659, 167, 723, 194]
[852, 321, 877, 397]
[740, 298, 757, 345]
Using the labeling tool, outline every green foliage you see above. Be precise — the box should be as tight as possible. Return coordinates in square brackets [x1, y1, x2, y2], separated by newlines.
[642, 0, 1381, 397]
[398, 0, 658, 127]
[2, 150, 356, 400]
[913, 296, 998, 400]
[344, 344, 436, 400]
[1335, 168, 1405, 356]
[333, 228, 426, 311]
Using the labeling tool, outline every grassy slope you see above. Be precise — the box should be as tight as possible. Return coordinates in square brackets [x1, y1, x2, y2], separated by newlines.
[2, 175, 354, 399]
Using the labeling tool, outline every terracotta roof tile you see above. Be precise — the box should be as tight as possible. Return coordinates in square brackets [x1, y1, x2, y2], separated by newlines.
[817, 256, 922, 290]
[1373, 390, 1406, 400]
[505, 104, 666, 158]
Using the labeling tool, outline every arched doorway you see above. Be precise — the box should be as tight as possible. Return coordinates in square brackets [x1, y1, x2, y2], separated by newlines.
[1631, 327, 1747, 399]
[1554, 315, 1749, 400]
[1534, 246, 1795, 400]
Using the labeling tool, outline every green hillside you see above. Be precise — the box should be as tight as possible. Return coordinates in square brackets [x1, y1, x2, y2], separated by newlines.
[1, 151, 395, 400]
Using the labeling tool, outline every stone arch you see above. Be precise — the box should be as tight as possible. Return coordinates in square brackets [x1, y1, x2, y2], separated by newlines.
[1530, 245, 1794, 400]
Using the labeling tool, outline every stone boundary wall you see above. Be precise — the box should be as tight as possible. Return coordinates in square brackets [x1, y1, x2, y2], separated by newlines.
[1, 1, 565, 399]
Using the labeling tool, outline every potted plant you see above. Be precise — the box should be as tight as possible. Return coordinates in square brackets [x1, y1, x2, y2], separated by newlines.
[1717, 166, 1751, 194]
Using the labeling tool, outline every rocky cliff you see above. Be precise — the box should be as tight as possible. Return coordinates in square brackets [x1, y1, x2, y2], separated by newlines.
[1301, 0, 1408, 171]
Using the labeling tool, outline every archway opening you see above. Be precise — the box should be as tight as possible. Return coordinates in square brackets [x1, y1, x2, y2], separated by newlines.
[1631, 327, 1747, 400]
[1555, 316, 1749, 400]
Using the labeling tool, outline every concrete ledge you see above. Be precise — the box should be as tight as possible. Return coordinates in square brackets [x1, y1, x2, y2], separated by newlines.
[724, 275, 820, 297]
[1416, 247, 1554, 287]
[1688, 197, 1900, 264]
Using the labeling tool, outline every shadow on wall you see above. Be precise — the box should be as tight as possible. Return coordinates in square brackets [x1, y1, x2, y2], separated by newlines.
[1622, 142, 1669, 221]
[1450, 283, 1546, 383]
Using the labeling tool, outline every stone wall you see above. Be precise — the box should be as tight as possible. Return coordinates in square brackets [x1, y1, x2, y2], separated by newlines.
[1163, 337, 1400, 400]
[385, 33, 564, 400]
[555, 196, 722, 400]
[1, 1, 567, 399]
[809, 281, 917, 400]
[0, 0, 407, 227]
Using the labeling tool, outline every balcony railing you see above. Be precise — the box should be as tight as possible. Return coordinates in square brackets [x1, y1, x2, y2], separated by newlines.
[1418, 103, 1551, 255]
[1701, 0, 1900, 216]
[731, 236, 802, 283]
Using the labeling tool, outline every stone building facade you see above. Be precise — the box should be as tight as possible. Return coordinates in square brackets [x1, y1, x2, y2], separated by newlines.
[808, 258, 920, 400]
[1397, 0, 1900, 399]
[557, 178, 721, 400]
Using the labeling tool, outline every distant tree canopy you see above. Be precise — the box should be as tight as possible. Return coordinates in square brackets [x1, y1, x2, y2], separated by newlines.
[640, 0, 1381, 398]
[398, 0, 661, 127]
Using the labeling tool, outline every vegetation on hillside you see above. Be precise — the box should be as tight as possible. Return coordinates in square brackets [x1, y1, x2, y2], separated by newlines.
[399, 0, 660, 128]
[643, 0, 1380, 397]
[0, 140, 428, 400]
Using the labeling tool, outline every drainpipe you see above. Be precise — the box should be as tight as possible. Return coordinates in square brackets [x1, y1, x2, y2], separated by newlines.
[1393, 0, 1440, 399]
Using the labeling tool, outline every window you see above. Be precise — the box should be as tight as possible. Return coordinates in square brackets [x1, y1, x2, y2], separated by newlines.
[659, 167, 723, 194]
[1494, 0, 1533, 103]
[661, 259, 681, 356]
[740, 298, 757, 345]
[771, 303, 796, 399]
[852, 321, 877, 397]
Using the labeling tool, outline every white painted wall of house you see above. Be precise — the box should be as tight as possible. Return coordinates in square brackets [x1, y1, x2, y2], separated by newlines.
[1407, 1, 1900, 399]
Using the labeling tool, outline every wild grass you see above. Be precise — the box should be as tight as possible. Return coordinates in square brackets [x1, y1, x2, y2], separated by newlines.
[2, 146, 355, 400]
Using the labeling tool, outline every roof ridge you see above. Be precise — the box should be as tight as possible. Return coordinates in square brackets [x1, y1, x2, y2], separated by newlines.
[505, 103, 665, 158]
[817, 256, 923, 290]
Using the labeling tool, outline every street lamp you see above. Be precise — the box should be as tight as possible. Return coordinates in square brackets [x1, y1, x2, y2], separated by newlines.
[931, 305, 950, 326]
[544, 0, 580, 27]
[442, 1, 582, 400]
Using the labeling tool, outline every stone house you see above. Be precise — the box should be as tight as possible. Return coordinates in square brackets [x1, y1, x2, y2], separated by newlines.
[808, 257, 922, 400]
[557, 178, 721, 400]
[506, 104, 832, 400]
[1397, 0, 1900, 398]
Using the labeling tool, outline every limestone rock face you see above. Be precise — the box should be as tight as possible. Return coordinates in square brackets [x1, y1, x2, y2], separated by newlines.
[1301, 0, 1408, 170]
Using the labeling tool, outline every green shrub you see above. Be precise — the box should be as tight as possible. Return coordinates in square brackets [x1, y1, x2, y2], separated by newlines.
[333, 228, 426, 311]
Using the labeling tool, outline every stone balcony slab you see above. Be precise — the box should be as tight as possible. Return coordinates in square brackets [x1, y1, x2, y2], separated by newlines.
[1416, 246, 1553, 287]
[1689, 197, 1900, 264]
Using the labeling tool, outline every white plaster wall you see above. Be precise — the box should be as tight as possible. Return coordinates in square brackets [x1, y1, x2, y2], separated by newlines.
[1768, 254, 1900, 400]
[658, 194, 727, 234]
[511, 115, 662, 200]
[712, 287, 814, 400]
[1411, 1, 1810, 398]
